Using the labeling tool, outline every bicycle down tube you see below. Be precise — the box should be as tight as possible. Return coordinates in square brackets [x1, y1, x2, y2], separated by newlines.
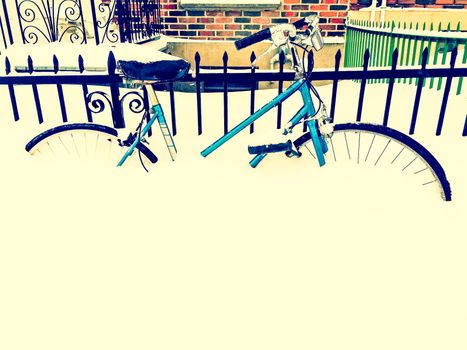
[200, 78, 316, 158]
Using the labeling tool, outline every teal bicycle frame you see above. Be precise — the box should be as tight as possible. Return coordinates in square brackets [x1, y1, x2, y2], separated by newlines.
[200, 77, 328, 167]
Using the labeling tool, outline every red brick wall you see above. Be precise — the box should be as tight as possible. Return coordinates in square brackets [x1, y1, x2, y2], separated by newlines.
[159, 0, 466, 40]
[349, 0, 467, 10]
[160, 0, 348, 40]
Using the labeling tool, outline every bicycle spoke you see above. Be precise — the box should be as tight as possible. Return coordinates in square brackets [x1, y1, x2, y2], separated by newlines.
[94, 134, 99, 158]
[329, 138, 336, 161]
[344, 132, 350, 160]
[107, 138, 112, 159]
[71, 134, 80, 157]
[84, 132, 88, 156]
[391, 147, 405, 164]
[423, 179, 437, 186]
[58, 136, 70, 154]
[304, 144, 316, 159]
[374, 139, 391, 166]
[47, 141, 55, 155]
[365, 134, 376, 162]
[357, 132, 361, 164]
[414, 167, 428, 175]
[402, 156, 417, 171]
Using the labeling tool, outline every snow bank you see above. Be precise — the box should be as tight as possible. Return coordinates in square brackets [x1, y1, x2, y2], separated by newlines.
[0, 76, 466, 350]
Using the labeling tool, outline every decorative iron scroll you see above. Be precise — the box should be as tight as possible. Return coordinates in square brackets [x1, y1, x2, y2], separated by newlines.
[85, 88, 147, 126]
[16, 0, 87, 44]
[90, 0, 119, 44]
[86, 91, 113, 115]
[120, 90, 147, 115]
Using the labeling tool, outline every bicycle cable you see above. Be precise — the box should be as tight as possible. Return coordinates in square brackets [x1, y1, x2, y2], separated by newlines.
[289, 41, 324, 125]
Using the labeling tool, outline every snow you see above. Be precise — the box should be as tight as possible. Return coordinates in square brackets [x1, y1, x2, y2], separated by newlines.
[0, 42, 183, 75]
[0, 67, 466, 350]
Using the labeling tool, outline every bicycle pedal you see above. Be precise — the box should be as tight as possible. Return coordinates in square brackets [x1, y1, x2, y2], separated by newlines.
[285, 149, 302, 158]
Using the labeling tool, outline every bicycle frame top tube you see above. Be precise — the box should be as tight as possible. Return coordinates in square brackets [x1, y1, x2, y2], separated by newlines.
[200, 78, 317, 158]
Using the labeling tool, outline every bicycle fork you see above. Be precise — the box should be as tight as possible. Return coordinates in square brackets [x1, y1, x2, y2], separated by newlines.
[250, 81, 328, 168]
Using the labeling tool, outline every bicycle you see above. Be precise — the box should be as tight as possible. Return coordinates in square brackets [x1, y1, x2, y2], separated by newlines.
[200, 16, 452, 201]
[25, 47, 190, 172]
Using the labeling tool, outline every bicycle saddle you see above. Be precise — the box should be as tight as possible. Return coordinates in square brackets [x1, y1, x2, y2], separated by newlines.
[118, 58, 190, 82]
[113, 43, 190, 82]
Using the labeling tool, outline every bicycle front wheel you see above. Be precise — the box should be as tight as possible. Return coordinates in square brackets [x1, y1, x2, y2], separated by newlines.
[25, 123, 158, 168]
[293, 123, 452, 201]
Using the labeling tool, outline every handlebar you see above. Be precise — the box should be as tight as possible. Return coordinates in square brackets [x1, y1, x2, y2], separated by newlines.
[234, 17, 313, 50]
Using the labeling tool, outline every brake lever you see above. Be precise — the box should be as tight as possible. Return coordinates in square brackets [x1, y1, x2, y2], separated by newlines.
[251, 44, 276, 67]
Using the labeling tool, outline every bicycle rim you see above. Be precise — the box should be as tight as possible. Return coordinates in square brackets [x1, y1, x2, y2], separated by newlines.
[26, 123, 158, 168]
[293, 123, 452, 201]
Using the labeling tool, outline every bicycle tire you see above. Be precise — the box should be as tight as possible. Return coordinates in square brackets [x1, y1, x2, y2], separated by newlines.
[293, 122, 452, 201]
[26, 123, 158, 166]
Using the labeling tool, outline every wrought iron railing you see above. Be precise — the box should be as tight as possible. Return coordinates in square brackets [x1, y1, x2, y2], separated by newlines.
[1, 48, 466, 138]
[115, 0, 163, 44]
[0, 0, 162, 49]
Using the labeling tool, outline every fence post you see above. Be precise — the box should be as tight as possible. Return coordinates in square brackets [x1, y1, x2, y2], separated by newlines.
[356, 49, 370, 122]
[0, 12, 7, 49]
[385, 21, 396, 83]
[436, 46, 457, 136]
[5, 57, 20, 121]
[456, 44, 466, 95]
[463, 115, 467, 137]
[277, 51, 285, 129]
[429, 23, 442, 89]
[143, 87, 152, 137]
[249, 51, 256, 134]
[90, 0, 100, 45]
[329, 50, 341, 123]
[27, 56, 44, 124]
[382, 48, 398, 127]
[169, 82, 177, 136]
[116, 0, 127, 43]
[108, 51, 125, 128]
[409, 47, 428, 135]
[2, 0, 13, 45]
[53, 55, 68, 123]
[223, 51, 229, 135]
[195, 52, 202, 135]
[79, 54, 93, 122]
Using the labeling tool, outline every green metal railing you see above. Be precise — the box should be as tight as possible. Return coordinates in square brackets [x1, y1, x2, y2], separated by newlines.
[344, 18, 467, 95]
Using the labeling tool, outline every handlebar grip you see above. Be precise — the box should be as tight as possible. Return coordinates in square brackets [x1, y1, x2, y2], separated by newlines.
[234, 28, 271, 50]
[234, 16, 315, 50]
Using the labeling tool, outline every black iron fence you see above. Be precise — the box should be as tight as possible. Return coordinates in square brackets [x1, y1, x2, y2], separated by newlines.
[181, 48, 467, 137]
[0, 0, 162, 50]
[1, 47, 466, 141]
[0, 51, 147, 130]
[115, 0, 163, 44]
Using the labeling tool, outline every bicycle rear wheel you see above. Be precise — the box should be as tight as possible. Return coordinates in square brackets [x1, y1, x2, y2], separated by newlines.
[293, 123, 452, 201]
[25, 123, 158, 168]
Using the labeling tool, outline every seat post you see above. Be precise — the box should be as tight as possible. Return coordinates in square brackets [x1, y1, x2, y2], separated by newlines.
[144, 83, 160, 106]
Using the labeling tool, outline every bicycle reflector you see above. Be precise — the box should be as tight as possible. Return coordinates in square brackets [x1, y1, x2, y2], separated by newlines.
[311, 29, 324, 51]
